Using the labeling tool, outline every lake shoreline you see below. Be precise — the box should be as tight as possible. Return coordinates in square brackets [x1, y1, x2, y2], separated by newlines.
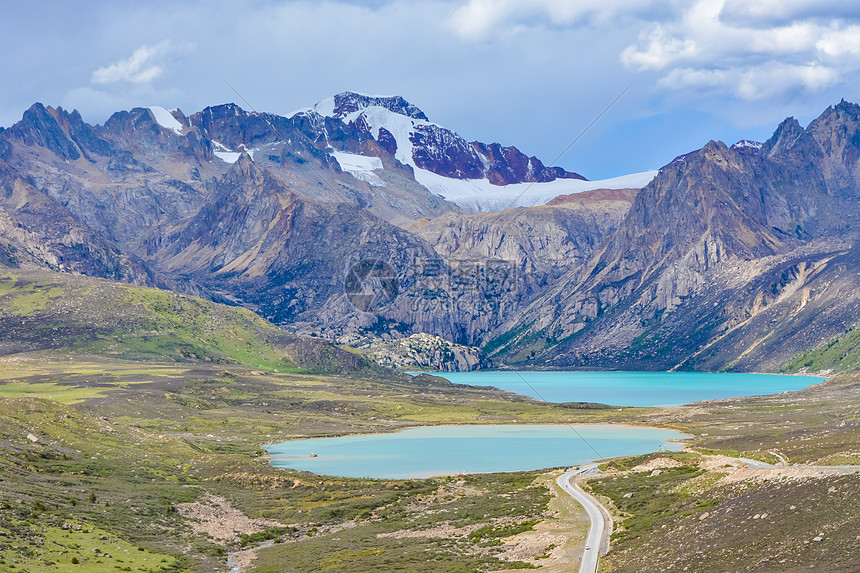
[417, 370, 825, 408]
[264, 423, 691, 479]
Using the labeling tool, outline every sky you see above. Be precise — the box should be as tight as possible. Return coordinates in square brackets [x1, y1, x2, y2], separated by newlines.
[2, 0, 859, 179]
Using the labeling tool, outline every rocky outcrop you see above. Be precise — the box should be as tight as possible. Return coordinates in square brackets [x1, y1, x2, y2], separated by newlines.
[352, 332, 487, 372]
[0, 171, 150, 282]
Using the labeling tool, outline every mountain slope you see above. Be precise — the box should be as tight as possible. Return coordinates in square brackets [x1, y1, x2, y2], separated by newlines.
[151, 154, 524, 347]
[0, 166, 150, 283]
[0, 265, 387, 375]
[411, 187, 637, 293]
[3, 95, 860, 372]
[492, 101, 860, 371]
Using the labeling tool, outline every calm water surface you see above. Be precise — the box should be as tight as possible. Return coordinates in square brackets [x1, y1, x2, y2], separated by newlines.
[421, 371, 824, 407]
[265, 424, 689, 479]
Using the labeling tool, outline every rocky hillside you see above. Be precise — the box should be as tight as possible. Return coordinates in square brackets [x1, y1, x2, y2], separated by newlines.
[489, 100, 860, 371]
[0, 93, 617, 363]
[2, 94, 860, 372]
[411, 187, 637, 294]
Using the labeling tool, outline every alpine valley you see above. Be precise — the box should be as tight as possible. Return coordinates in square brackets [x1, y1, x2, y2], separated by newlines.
[2, 92, 860, 373]
[2, 93, 860, 573]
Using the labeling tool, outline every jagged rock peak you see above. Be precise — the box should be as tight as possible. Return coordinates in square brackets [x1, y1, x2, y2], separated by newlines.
[761, 117, 807, 157]
[314, 91, 428, 121]
[7, 102, 112, 161]
[225, 150, 259, 180]
[203, 102, 248, 116]
[832, 98, 860, 115]
[701, 139, 729, 154]
[808, 99, 860, 136]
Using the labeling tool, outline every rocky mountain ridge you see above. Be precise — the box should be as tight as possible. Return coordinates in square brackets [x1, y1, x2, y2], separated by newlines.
[1, 95, 860, 372]
[488, 100, 860, 371]
[303, 92, 586, 186]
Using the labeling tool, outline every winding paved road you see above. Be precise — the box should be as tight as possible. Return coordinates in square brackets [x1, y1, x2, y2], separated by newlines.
[555, 456, 859, 573]
[557, 466, 611, 573]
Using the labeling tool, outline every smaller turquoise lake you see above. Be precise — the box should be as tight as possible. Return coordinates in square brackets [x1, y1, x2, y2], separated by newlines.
[420, 371, 824, 407]
[265, 424, 689, 479]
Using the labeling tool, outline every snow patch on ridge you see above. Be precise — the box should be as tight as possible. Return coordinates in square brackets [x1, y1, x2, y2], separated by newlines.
[211, 140, 241, 164]
[312, 97, 336, 118]
[148, 106, 183, 135]
[415, 170, 658, 213]
[331, 150, 385, 187]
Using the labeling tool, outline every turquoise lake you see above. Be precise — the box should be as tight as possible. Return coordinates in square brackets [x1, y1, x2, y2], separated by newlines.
[265, 424, 689, 479]
[420, 371, 824, 407]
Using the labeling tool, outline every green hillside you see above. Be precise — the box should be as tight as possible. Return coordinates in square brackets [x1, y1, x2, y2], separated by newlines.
[0, 267, 380, 375]
[783, 326, 860, 373]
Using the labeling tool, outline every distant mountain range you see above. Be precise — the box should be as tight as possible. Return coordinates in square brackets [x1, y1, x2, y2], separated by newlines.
[1, 93, 859, 372]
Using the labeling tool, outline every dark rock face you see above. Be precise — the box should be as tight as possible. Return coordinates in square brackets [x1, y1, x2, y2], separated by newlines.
[411, 124, 485, 179]
[472, 142, 586, 185]
[376, 127, 398, 156]
[0, 130, 9, 161]
[329, 92, 428, 121]
[323, 91, 585, 185]
[407, 123, 585, 184]
[7, 104, 94, 161]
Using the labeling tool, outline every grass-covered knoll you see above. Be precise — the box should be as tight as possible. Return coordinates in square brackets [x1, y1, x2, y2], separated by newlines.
[250, 472, 549, 573]
[0, 518, 181, 572]
[590, 465, 704, 543]
[0, 267, 381, 375]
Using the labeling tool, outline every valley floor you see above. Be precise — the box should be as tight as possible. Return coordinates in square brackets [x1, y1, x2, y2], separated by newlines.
[0, 354, 857, 572]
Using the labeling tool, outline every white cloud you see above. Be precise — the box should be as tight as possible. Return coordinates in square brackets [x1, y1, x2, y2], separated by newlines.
[660, 63, 838, 101]
[621, 0, 860, 101]
[91, 41, 172, 84]
[620, 26, 697, 70]
[816, 26, 860, 57]
[448, 0, 667, 41]
[719, 0, 860, 26]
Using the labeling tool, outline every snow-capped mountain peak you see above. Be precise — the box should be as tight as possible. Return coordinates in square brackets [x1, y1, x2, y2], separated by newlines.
[313, 91, 428, 122]
[731, 139, 763, 151]
[291, 91, 599, 211]
[195, 91, 654, 213]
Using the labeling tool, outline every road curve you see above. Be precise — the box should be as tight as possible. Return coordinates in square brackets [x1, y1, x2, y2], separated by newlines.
[733, 457, 860, 474]
[557, 466, 611, 573]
